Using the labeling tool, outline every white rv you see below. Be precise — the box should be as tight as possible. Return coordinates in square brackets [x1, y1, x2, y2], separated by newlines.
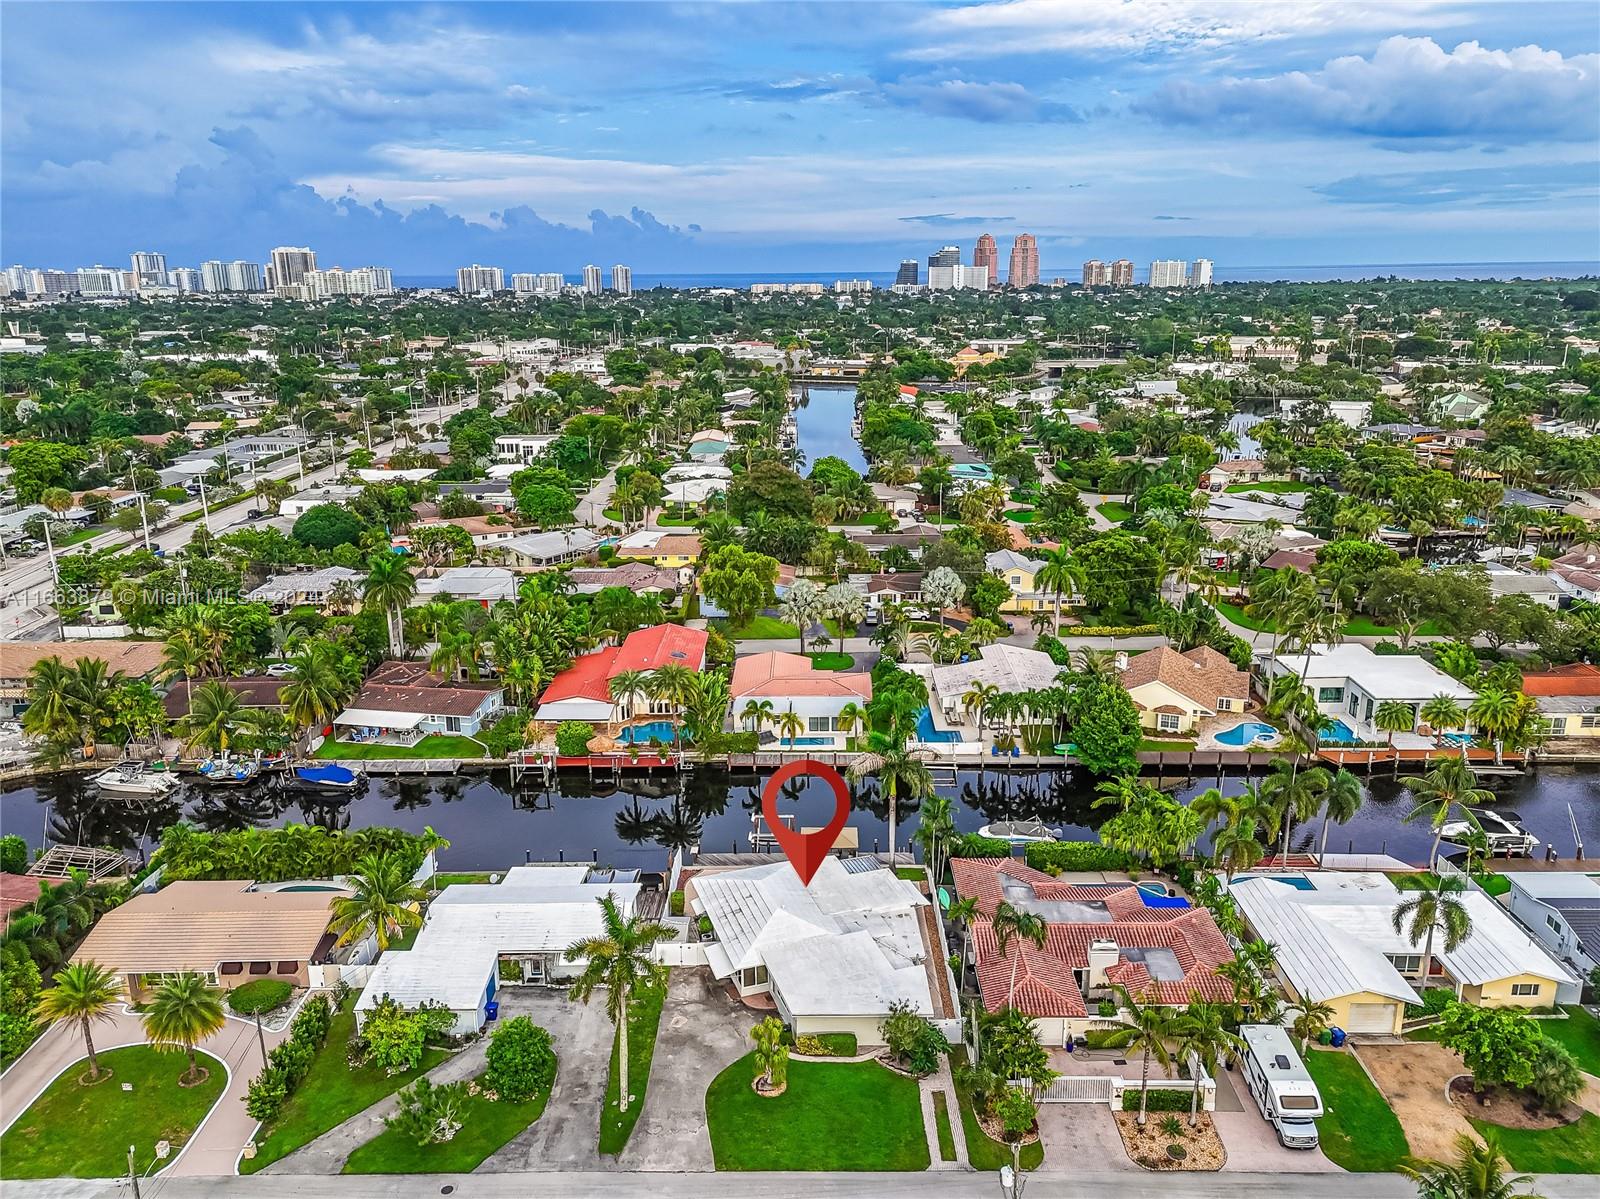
[1238, 1024, 1323, 1149]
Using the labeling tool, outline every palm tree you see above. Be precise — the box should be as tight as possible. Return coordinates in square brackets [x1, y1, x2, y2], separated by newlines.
[1402, 757, 1494, 869]
[820, 582, 865, 656]
[961, 681, 1000, 734]
[1374, 700, 1416, 749]
[774, 708, 805, 749]
[1212, 815, 1267, 882]
[363, 553, 418, 659]
[1317, 769, 1364, 866]
[739, 698, 775, 734]
[33, 961, 122, 1081]
[1285, 997, 1336, 1053]
[646, 664, 696, 723]
[1171, 1000, 1243, 1127]
[142, 972, 226, 1085]
[328, 854, 428, 950]
[1402, 1132, 1540, 1199]
[1111, 984, 1175, 1127]
[278, 643, 351, 738]
[947, 895, 980, 992]
[1391, 875, 1472, 994]
[1263, 760, 1329, 863]
[778, 579, 822, 656]
[913, 793, 957, 887]
[178, 679, 251, 755]
[835, 701, 867, 743]
[565, 894, 675, 1114]
[847, 733, 935, 863]
[38, 486, 74, 587]
[609, 669, 651, 724]
[1034, 547, 1085, 634]
[1421, 694, 1467, 748]
[991, 900, 1048, 1009]
[20, 657, 79, 752]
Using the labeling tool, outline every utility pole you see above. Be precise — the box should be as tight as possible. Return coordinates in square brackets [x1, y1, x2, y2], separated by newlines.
[254, 1009, 267, 1064]
[127, 1145, 142, 1199]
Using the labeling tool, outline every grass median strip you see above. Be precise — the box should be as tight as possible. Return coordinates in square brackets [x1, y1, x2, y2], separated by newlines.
[599, 983, 666, 1155]
[342, 1073, 552, 1174]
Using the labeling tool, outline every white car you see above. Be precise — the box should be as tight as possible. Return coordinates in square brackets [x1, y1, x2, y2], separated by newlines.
[264, 662, 297, 677]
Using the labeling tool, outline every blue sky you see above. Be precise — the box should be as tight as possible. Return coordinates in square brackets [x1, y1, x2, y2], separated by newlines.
[3, 1, 1598, 274]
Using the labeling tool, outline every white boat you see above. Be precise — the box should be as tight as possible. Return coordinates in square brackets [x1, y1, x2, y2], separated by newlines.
[89, 763, 179, 799]
[195, 754, 262, 786]
[978, 819, 1059, 844]
[1441, 808, 1538, 858]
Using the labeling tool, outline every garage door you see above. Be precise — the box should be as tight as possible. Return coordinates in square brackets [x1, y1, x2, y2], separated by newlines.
[1347, 1002, 1398, 1034]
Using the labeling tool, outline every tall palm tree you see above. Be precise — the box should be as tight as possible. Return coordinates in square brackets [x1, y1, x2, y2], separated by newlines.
[33, 960, 122, 1081]
[1212, 815, 1267, 882]
[278, 642, 351, 737]
[739, 698, 775, 734]
[646, 664, 696, 723]
[913, 793, 957, 888]
[1392, 875, 1472, 994]
[565, 893, 675, 1114]
[1421, 694, 1467, 748]
[1171, 1000, 1243, 1127]
[992, 900, 1048, 1009]
[178, 679, 252, 755]
[847, 733, 935, 863]
[1285, 997, 1337, 1053]
[1034, 547, 1085, 634]
[947, 895, 980, 992]
[142, 972, 226, 1085]
[20, 657, 79, 751]
[774, 707, 805, 749]
[1317, 769, 1364, 866]
[68, 659, 123, 759]
[1263, 761, 1330, 863]
[835, 701, 867, 743]
[363, 553, 418, 659]
[961, 681, 1001, 734]
[1403, 1132, 1540, 1199]
[1402, 757, 1494, 869]
[38, 486, 74, 587]
[609, 670, 651, 723]
[329, 854, 429, 950]
[1374, 700, 1416, 749]
[1111, 984, 1175, 1127]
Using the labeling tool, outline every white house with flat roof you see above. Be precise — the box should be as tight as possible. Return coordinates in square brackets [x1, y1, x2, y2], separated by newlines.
[494, 434, 557, 465]
[1263, 644, 1476, 742]
[1502, 871, 1600, 981]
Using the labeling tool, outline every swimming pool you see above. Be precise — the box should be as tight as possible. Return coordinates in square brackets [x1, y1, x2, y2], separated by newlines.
[776, 736, 834, 747]
[689, 440, 728, 456]
[1442, 731, 1476, 747]
[618, 721, 678, 745]
[1215, 721, 1279, 746]
[1232, 875, 1316, 890]
[915, 706, 963, 743]
[1319, 719, 1358, 743]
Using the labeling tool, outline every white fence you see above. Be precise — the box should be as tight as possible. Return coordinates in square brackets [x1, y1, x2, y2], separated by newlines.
[310, 962, 375, 990]
[654, 942, 709, 968]
[1018, 1054, 1216, 1112]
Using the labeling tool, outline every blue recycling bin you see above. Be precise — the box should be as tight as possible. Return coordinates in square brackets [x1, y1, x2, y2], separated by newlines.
[1329, 1026, 1346, 1048]
[485, 999, 499, 1023]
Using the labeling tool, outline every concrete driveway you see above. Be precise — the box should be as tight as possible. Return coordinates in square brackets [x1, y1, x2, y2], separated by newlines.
[615, 968, 750, 1171]
[480, 987, 618, 1172]
[1212, 1063, 1340, 1172]
[1034, 1102, 1134, 1173]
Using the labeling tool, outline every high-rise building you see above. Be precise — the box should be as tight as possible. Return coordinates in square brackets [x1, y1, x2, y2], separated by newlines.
[1008, 234, 1039, 288]
[33, 270, 79, 297]
[456, 264, 504, 293]
[229, 260, 264, 292]
[270, 246, 318, 287]
[1110, 259, 1134, 287]
[973, 234, 998, 287]
[5, 265, 33, 294]
[130, 251, 168, 288]
[928, 245, 961, 271]
[1188, 258, 1214, 289]
[536, 272, 565, 295]
[75, 266, 125, 296]
[1081, 260, 1109, 287]
[895, 259, 919, 286]
[1148, 259, 1187, 288]
[833, 279, 873, 293]
[169, 267, 203, 293]
[512, 273, 538, 294]
[610, 264, 632, 296]
[582, 264, 603, 295]
[928, 263, 988, 291]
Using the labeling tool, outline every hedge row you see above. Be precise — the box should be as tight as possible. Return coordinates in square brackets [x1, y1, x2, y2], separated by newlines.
[244, 993, 333, 1123]
[1121, 1087, 1194, 1112]
[1025, 842, 1133, 873]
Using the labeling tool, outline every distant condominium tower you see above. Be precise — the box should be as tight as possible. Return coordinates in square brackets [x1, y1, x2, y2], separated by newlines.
[270, 246, 317, 287]
[1188, 258, 1214, 289]
[1110, 259, 1134, 287]
[1148, 259, 1187, 288]
[928, 245, 961, 270]
[1081, 260, 1108, 287]
[833, 279, 873, 293]
[456, 264, 504, 293]
[169, 267, 203, 293]
[582, 264, 603, 295]
[610, 264, 633, 296]
[511, 273, 538, 294]
[34, 270, 79, 296]
[129, 251, 167, 287]
[5, 265, 32, 294]
[536, 272, 565, 295]
[75, 266, 125, 296]
[895, 259, 919, 286]
[973, 234, 998, 287]
[1008, 234, 1039, 288]
[928, 262, 988, 291]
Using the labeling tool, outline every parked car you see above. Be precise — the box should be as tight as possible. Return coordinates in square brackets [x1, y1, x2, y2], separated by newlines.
[264, 662, 296, 677]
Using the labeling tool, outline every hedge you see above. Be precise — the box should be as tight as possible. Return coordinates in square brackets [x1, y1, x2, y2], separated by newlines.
[227, 979, 293, 1016]
[1063, 623, 1161, 637]
[1121, 1087, 1194, 1112]
[951, 834, 1012, 860]
[555, 720, 596, 756]
[1025, 842, 1132, 873]
[245, 993, 333, 1123]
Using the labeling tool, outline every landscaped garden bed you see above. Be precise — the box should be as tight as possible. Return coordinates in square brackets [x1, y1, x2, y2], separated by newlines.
[599, 982, 665, 1155]
[1113, 1110, 1224, 1171]
[342, 1074, 551, 1173]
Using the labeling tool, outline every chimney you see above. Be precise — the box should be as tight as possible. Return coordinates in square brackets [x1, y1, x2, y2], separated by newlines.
[1087, 939, 1120, 987]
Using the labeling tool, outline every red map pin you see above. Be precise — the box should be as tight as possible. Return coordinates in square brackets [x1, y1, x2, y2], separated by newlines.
[761, 758, 851, 886]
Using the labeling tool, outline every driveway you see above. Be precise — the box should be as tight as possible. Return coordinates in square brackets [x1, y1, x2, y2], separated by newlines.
[615, 968, 750, 1171]
[1212, 1063, 1340, 1172]
[480, 987, 618, 1172]
[1035, 1102, 1134, 1173]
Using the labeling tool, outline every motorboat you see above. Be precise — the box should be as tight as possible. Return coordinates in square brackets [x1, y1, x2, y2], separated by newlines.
[977, 819, 1060, 844]
[194, 754, 262, 786]
[289, 762, 365, 792]
[89, 762, 180, 800]
[1441, 807, 1538, 858]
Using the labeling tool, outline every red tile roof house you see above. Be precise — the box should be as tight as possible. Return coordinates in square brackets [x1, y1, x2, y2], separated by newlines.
[952, 858, 1235, 1045]
[730, 652, 873, 750]
[329, 661, 505, 748]
[534, 624, 709, 727]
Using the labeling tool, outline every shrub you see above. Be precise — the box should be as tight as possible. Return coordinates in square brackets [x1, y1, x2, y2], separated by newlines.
[227, 979, 293, 1016]
[1033, 633, 1070, 665]
[882, 999, 948, 1075]
[1084, 1028, 1136, 1050]
[996, 1085, 1038, 1140]
[1527, 1040, 1584, 1112]
[555, 720, 596, 756]
[1122, 1087, 1193, 1112]
[1096, 1000, 1118, 1017]
[0, 834, 27, 875]
[245, 1066, 289, 1122]
[0, 1011, 39, 1061]
[387, 1078, 469, 1146]
[1025, 841, 1132, 874]
[290, 993, 333, 1044]
[794, 1032, 857, 1056]
[484, 1016, 557, 1102]
[669, 890, 685, 916]
[982, 1007, 1054, 1087]
[359, 996, 458, 1074]
[1438, 1001, 1543, 1092]
[268, 1034, 316, 1088]
[950, 833, 1011, 860]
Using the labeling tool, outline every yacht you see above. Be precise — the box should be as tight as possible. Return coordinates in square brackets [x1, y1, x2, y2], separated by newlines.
[977, 818, 1060, 844]
[89, 762, 180, 800]
[1440, 808, 1538, 858]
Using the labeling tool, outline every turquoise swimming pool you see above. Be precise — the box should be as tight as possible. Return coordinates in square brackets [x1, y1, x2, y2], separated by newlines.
[1215, 721, 1279, 746]
[1320, 719, 1358, 743]
[915, 706, 963, 743]
[618, 721, 678, 744]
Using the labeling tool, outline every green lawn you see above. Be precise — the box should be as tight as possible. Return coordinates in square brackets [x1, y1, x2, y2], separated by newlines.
[314, 735, 486, 760]
[242, 1000, 453, 1174]
[1224, 481, 1310, 495]
[933, 1091, 957, 1161]
[598, 983, 666, 1155]
[1469, 1113, 1600, 1174]
[706, 1053, 930, 1171]
[716, 615, 800, 641]
[432, 871, 494, 888]
[808, 652, 853, 671]
[342, 1072, 552, 1174]
[950, 1047, 1043, 1171]
[1140, 739, 1198, 752]
[1542, 1005, 1600, 1076]
[1007, 508, 1038, 523]
[1301, 1048, 1410, 1172]
[1213, 599, 1442, 639]
[1, 1045, 226, 1180]
[1394, 870, 1510, 898]
[1096, 501, 1134, 523]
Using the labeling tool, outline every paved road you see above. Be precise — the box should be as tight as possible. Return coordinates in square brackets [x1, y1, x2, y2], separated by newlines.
[12, 1171, 1599, 1199]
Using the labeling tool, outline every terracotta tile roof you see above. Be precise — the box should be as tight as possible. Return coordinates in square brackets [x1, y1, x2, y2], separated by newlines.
[567, 563, 680, 592]
[1262, 548, 1317, 573]
[164, 676, 288, 720]
[71, 880, 341, 975]
[972, 924, 1086, 1017]
[950, 859, 1150, 920]
[646, 534, 702, 558]
[0, 873, 48, 920]
[610, 624, 708, 675]
[1119, 645, 1247, 711]
[537, 647, 620, 705]
[0, 641, 165, 681]
[1521, 663, 1600, 697]
[730, 652, 873, 701]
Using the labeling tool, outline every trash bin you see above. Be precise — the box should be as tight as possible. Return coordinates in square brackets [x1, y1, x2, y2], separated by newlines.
[1318, 1029, 1333, 1046]
[1329, 1027, 1346, 1048]
[485, 1000, 499, 1023]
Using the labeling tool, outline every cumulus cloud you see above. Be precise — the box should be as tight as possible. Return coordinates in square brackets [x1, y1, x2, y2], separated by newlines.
[1136, 36, 1598, 142]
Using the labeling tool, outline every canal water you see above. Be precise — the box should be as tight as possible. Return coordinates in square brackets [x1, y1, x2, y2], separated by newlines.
[4, 764, 1595, 875]
[794, 384, 866, 474]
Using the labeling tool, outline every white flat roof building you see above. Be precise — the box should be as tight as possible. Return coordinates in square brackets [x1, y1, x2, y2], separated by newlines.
[1264, 643, 1476, 741]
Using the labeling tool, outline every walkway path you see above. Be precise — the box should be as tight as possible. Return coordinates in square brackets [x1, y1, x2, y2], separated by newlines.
[0, 1006, 284, 1178]
[917, 1059, 969, 1170]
